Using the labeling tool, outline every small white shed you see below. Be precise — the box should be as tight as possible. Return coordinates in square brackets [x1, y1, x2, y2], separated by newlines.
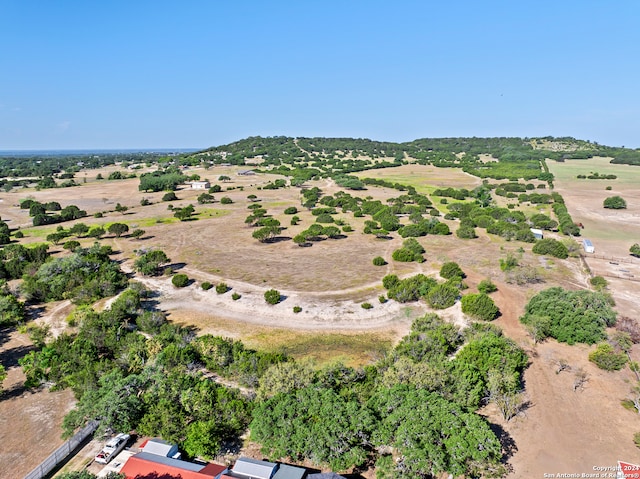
[191, 180, 210, 190]
[583, 239, 595, 253]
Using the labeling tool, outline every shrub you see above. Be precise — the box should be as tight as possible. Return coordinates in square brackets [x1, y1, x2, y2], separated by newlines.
[342, 225, 353, 233]
[315, 213, 334, 223]
[361, 302, 373, 309]
[291, 216, 300, 226]
[14, 230, 24, 238]
[216, 282, 229, 294]
[630, 243, 640, 258]
[232, 292, 241, 300]
[220, 196, 233, 204]
[264, 289, 281, 305]
[603, 195, 626, 209]
[477, 279, 497, 294]
[456, 226, 477, 239]
[461, 293, 499, 321]
[378, 295, 387, 304]
[425, 283, 459, 309]
[440, 261, 465, 279]
[284, 206, 298, 214]
[392, 247, 423, 263]
[201, 281, 213, 290]
[293, 306, 302, 313]
[532, 238, 568, 259]
[590, 276, 608, 291]
[588, 343, 627, 371]
[162, 192, 178, 201]
[172, 273, 189, 288]
[605, 186, 612, 191]
[372, 256, 386, 266]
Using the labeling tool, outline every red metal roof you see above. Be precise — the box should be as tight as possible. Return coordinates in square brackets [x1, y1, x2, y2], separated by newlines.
[120, 454, 226, 479]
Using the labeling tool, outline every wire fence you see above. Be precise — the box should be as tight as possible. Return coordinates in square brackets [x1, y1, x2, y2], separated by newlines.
[24, 420, 98, 479]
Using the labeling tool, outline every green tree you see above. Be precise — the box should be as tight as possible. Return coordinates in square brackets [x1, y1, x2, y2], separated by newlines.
[197, 193, 215, 204]
[461, 293, 499, 321]
[252, 225, 281, 242]
[251, 386, 374, 471]
[87, 226, 106, 239]
[70, 223, 90, 237]
[370, 386, 503, 478]
[172, 274, 189, 287]
[532, 238, 568, 259]
[477, 279, 497, 294]
[603, 195, 627, 209]
[63, 240, 81, 252]
[440, 261, 465, 279]
[115, 203, 128, 214]
[130, 229, 145, 240]
[218, 175, 231, 182]
[264, 289, 281, 305]
[162, 191, 178, 201]
[425, 283, 458, 309]
[220, 196, 233, 204]
[108, 223, 129, 237]
[589, 343, 628, 371]
[133, 250, 170, 276]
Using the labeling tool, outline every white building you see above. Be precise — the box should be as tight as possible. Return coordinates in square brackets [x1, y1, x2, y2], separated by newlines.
[583, 239, 595, 253]
[191, 180, 210, 190]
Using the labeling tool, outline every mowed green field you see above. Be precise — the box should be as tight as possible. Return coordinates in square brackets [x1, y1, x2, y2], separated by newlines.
[546, 156, 640, 188]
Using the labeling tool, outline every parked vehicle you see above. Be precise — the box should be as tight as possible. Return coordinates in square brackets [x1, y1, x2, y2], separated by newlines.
[95, 433, 130, 464]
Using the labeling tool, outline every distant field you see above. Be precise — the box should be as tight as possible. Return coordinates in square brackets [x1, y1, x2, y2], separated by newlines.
[547, 157, 640, 252]
[547, 156, 640, 187]
[354, 164, 482, 192]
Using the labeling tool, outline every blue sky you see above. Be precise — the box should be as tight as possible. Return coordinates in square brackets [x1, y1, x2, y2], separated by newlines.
[1, 1, 639, 149]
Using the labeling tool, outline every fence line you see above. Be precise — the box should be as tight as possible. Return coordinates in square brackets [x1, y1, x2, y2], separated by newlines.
[24, 420, 98, 479]
[582, 253, 635, 264]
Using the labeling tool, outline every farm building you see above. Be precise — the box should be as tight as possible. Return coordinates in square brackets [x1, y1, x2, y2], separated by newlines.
[120, 452, 227, 479]
[139, 437, 181, 458]
[583, 239, 595, 253]
[191, 180, 211, 189]
[220, 457, 306, 479]
[530, 228, 544, 240]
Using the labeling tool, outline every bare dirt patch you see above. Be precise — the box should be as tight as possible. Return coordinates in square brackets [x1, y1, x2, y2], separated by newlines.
[0, 328, 75, 479]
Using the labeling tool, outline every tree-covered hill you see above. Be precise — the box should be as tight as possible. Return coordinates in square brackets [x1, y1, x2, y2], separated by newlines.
[188, 136, 640, 181]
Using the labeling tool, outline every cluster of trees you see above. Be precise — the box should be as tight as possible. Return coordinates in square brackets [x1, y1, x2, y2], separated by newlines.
[551, 193, 581, 236]
[577, 172, 617, 180]
[20, 199, 88, 227]
[251, 314, 527, 476]
[520, 287, 616, 344]
[293, 224, 341, 245]
[382, 273, 462, 309]
[20, 286, 255, 460]
[139, 168, 186, 192]
[21, 243, 128, 304]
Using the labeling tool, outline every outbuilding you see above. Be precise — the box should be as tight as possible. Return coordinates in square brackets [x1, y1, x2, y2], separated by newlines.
[583, 239, 595, 253]
[191, 180, 211, 189]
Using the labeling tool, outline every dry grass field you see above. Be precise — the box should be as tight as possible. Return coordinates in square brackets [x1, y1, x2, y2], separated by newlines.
[2, 159, 640, 478]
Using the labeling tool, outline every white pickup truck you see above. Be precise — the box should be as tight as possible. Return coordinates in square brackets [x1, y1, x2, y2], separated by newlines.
[94, 433, 130, 464]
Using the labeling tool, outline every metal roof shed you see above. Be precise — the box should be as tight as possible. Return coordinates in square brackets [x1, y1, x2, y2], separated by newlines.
[272, 464, 307, 479]
[230, 457, 278, 479]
